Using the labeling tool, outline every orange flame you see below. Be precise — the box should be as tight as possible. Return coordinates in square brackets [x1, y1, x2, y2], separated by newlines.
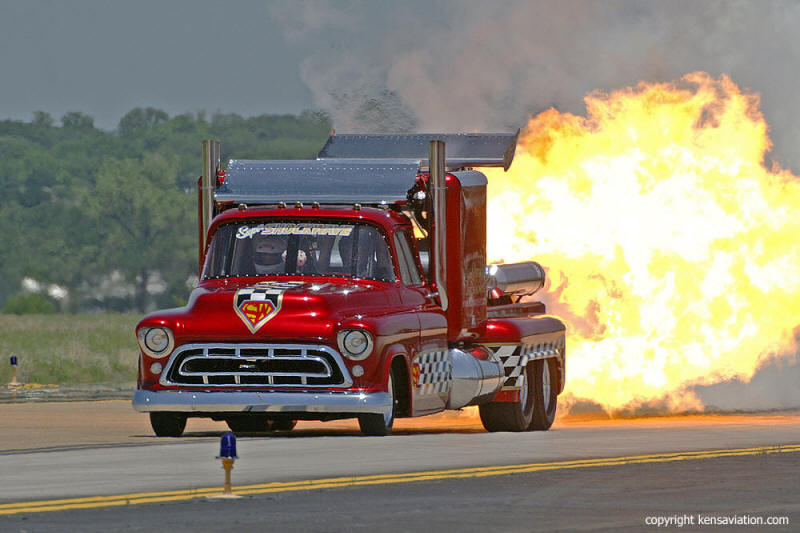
[485, 72, 800, 413]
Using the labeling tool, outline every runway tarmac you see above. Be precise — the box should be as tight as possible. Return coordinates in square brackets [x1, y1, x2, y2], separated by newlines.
[1, 401, 798, 531]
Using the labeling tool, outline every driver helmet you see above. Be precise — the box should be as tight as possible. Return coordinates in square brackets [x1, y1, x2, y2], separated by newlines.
[253, 235, 287, 274]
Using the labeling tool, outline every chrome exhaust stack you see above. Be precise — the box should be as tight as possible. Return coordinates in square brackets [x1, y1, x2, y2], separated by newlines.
[200, 140, 221, 259]
[430, 139, 448, 312]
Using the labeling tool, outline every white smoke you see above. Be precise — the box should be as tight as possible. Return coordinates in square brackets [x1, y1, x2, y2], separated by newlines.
[270, 0, 800, 170]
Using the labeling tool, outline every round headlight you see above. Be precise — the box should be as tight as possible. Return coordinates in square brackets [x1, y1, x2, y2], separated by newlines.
[337, 329, 373, 360]
[138, 326, 174, 358]
[145, 328, 169, 353]
[344, 331, 368, 354]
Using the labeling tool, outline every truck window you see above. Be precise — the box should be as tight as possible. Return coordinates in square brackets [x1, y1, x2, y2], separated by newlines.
[201, 225, 235, 279]
[202, 221, 395, 282]
[394, 230, 422, 285]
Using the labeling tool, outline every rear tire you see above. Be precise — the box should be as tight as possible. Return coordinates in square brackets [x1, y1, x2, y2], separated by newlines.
[150, 412, 187, 437]
[530, 358, 558, 430]
[358, 372, 395, 436]
[479, 362, 534, 432]
[226, 414, 272, 434]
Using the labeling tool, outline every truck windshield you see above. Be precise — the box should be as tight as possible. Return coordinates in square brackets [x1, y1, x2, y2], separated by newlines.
[202, 221, 396, 282]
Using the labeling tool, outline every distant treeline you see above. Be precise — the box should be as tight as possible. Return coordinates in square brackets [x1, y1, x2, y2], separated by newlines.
[0, 108, 332, 313]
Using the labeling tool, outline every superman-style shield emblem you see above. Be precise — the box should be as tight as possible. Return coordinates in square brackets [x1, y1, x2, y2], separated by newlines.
[233, 282, 301, 333]
[238, 300, 276, 331]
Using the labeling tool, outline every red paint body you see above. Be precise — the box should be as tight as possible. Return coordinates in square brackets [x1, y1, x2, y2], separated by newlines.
[139, 206, 445, 414]
[136, 173, 565, 421]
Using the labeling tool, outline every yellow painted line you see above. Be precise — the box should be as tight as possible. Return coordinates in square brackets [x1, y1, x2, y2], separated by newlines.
[2, 443, 798, 515]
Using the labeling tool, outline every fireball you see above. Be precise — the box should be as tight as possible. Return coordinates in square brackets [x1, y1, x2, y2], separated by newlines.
[486, 72, 800, 413]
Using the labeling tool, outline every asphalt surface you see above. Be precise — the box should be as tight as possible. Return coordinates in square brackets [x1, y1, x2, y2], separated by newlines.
[2, 452, 797, 532]
[0, 402, 798, 531]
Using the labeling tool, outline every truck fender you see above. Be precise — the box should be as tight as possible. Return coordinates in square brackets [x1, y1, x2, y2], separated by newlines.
[380, 345, 412, 418]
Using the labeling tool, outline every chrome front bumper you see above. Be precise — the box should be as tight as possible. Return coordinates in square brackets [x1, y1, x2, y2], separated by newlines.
[132, 389, 391, 416]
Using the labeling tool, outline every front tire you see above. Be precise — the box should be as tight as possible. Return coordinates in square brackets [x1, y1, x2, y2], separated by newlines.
[150, 412, 186, 437]
[530, 358, 558, 430]
[479, 362, 535, 432]
[358, 372, 395, 436]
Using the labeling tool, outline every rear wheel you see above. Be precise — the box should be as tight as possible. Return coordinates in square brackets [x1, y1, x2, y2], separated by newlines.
[530, 358, 558, 430]
[479, 362, 535, 432]
[150, 412, 187, 437]
[358, 372, 395, 436]
[226, 414, 272, 434]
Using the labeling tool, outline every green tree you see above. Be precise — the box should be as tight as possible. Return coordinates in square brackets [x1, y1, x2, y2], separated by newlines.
[32, 111, 54, 127]
[61, 111, 95, 130]
[118, 107, 169, 136]
[0, 107, 333, 311]
[80, 154, 195, 312]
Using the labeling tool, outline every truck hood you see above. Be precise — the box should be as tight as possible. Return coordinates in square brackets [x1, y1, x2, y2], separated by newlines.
[143, 278, 401, 342]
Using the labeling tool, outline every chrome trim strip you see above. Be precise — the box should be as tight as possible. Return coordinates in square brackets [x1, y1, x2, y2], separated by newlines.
[132, 389, 391, 415]
[159, 343, 352, 388]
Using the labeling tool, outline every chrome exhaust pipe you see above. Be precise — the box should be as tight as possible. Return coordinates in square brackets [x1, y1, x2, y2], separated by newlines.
[447, 347, 504, 409]
[487, 261, 546, 297]
[200, 140, 220, 257]
[430, 140, 448, 312]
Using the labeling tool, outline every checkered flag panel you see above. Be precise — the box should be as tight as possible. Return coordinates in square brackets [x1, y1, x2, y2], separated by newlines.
[415, 350, 451, 395]
[486, 335, 565, 389]
[236, 281, 304, 307]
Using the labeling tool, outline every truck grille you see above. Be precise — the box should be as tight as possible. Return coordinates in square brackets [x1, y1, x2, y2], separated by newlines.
[161, 344, 351, 388]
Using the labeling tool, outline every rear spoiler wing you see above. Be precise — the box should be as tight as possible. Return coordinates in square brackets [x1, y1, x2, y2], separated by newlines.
[213, 131, 518, 207]
[317, 132, 519, 171]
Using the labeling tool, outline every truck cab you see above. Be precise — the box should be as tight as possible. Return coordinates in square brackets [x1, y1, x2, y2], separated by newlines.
[133, 134, 566, 436]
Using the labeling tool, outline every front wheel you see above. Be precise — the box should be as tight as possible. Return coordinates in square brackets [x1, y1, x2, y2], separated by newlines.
[530, 358, 558, 430]
[150, 412, 187, 437]
[358, 372, 395, 436]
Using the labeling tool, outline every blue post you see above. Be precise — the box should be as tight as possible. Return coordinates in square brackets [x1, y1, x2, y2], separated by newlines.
[218, 431, 237, 495]
[219, 431, 238, 458]
[9, 355, 20, 386]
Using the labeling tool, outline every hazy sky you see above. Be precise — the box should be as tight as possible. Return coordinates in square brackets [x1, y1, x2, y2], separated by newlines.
[2, 1, 800, 169]
[0, 0, 314, 129]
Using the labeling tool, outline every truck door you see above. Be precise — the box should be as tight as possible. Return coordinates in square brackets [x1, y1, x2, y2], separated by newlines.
[394, 229, 449, 415]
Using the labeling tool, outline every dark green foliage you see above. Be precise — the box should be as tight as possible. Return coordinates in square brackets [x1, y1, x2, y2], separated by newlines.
[118, 107, 169, 136]
[3, 293, 56, 315]
[61, 111, 95, 130]
[0, 109, 332, 312]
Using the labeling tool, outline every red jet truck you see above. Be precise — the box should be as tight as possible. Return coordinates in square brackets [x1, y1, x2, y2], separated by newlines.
[133, 134, 566, 436]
